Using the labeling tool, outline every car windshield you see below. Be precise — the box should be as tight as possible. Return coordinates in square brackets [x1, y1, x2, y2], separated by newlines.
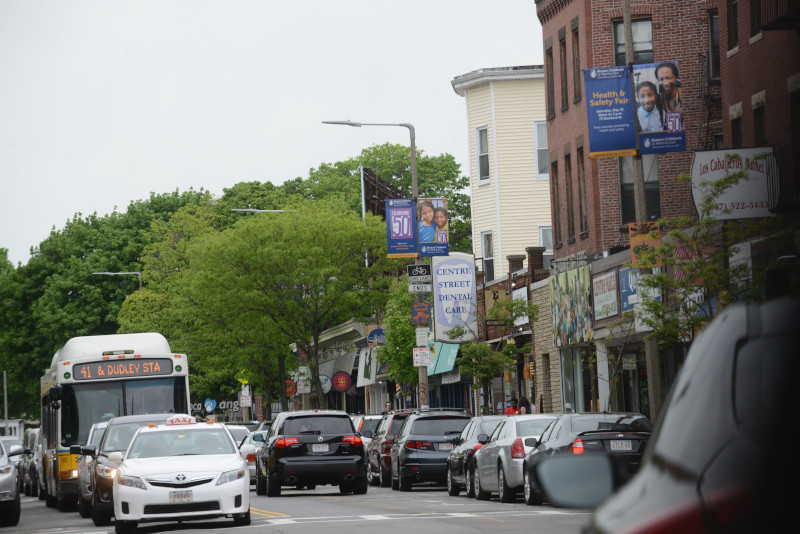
[517, 418, 554, 436]
[284, 416, 353, 435]
[571, 414, 652, 434]
[89, 426, 107, 447]
[411, 417, 469, 435]
[0, 438, 22, 448]
[360, 418, 380, 434]
[102, 421, 164, 452]
[479, 419, 502, 436]
[128, 428, 235, 459]
[226, 427, 250, 443]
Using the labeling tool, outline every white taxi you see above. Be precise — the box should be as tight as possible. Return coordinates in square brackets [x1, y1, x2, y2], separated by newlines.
[111, 415, 254, 533]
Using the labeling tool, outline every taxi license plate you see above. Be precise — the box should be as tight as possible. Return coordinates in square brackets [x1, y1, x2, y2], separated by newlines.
[312, 443, 329, 453]
[169, 490, 193, 504]
[610, 440, 632, 451]
[438, 442, 453, 451]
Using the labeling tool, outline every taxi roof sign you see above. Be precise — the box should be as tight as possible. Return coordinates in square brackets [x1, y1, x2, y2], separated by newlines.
[166, 415, 196, 425]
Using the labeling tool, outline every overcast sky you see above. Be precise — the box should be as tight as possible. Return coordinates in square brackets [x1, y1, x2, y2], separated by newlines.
[1, 1, 543, 266]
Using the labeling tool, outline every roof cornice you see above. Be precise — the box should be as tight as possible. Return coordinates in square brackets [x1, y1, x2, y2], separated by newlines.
[451, 65, 545, 96]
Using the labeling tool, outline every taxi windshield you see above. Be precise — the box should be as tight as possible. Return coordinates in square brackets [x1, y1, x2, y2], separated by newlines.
[128, 428, 235, 459]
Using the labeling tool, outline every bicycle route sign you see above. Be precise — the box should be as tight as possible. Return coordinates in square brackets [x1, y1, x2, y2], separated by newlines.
[407, 264, 432, 283]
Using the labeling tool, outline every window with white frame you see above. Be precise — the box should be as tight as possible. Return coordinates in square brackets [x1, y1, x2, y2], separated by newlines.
[534, 121, 548, 180]
[613, 19, 653, 66]
[481, 231, 495, 281]
[477, 127, 490, 182]
[539, 226, 553, 270]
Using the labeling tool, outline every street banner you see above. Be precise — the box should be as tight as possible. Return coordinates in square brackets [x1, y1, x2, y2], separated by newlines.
[690, 147, 776, 220]
[417, 198, 449, 257]
[411, 296, 432, 325]
[634, 61, 686, 154]
[386, 199, 418, 258]
[584, 66, 637, 158]
[629, 222, 662, 268]
[432, 252, 478, 342]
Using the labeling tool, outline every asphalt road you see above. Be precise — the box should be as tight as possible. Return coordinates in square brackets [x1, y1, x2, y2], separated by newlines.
[12, 482, 590, 534]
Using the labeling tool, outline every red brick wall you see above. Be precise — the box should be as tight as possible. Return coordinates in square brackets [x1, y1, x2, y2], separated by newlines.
[537, 0, 720, 260]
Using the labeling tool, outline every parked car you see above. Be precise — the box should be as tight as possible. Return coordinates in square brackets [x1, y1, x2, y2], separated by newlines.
[255, 420, 272, 433]
[364, 410, 412, 487]
[390, 409, 471, 491]
[222, 424, 251, 445]
[20, 427, 39, 496]
[351, 414, 382, 451]
[112, 414, 253, 533]
[473, 414, 557, 502]
[255, 410, 368, 496]
[532, 297, 799, 531]
[33, 428, 46, 501]
[445, 415, 504, 497]
[241, 431, 268, 486]
[79, 413, 176, 526]
[522, 412, 652, 505]
[76, 422, 107, 518]
[0, 440, 23, 527]
[0, 436, 23, 496]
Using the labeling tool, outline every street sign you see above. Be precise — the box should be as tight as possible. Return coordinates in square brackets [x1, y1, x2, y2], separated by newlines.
[409, 284, 432, 293]
[407, 264, 432, 283]
[413, 347, 431, 367]
[415, 327, 428, 347]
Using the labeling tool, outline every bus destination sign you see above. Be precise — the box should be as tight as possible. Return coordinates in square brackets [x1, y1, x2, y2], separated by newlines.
[73, 358, 174, 381]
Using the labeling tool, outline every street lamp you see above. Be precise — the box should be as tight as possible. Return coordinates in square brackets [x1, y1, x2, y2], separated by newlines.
[321, 120, 418, 198]
[322, 119, 428, 410]
[92, 271, 143, 290]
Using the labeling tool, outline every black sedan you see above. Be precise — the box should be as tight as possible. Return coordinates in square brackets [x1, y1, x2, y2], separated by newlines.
[445, 415, 503, 497]
[255, 410, 368, 496]
[522, 412, 651, 505]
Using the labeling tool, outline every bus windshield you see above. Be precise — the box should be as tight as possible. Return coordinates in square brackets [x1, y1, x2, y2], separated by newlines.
[60, 378, 187, 446]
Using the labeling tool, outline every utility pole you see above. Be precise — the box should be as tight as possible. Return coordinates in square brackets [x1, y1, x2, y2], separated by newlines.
[624, 0, 663, 421]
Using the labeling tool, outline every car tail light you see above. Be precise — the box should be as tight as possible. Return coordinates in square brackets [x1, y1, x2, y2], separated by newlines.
[570, 438, 584, 454]
[473, 443, 483, 452]
[342, 435, 363, 446]
[246, 453, 256, 462]
[404, 441, 434, 450]
[276, 437, 299, 448]
[511, 438, 525, 459]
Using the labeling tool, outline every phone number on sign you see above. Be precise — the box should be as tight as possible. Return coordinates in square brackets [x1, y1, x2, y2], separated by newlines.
[717, 200, 769, 211]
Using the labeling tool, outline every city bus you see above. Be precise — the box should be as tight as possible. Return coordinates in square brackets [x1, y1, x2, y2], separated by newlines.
[39, 333, 190, 509]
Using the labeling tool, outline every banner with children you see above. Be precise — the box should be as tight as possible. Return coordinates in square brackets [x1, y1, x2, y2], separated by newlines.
[632, 61, 686, 154]
[584, 62, 686, 158]
[416, 197, 449, 257]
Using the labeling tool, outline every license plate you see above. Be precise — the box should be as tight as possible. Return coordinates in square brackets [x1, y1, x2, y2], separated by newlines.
[438, 442, 453, 451]
[169, 490, 193, 504]
[312, 443, 329, 453]
[610, 440, 632, 451]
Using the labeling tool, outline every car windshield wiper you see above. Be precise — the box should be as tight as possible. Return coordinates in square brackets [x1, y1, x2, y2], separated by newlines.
[443, 430, 462, 434]
[299, 430, 321, 435]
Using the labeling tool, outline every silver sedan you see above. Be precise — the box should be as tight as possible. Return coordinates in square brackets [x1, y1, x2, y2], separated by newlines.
[473, 414, 556, 502]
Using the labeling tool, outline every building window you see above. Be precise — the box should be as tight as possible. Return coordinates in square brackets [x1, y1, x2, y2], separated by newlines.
[572, 26, 581, 102]
[565, 154, 575, 240]
[709, 11, 721, 79]
[481, 231, 495, 281]
[534, 121, 549, 180]
[731, 117, 742, 148]
[560, 35, 569, 111]
[539, 226, 554, 270]
[551, 161, 562, 245]
[546, 45, 556, 119]
[728, 0, 739, 49]
[477, 127, 489, 182]
[750, 0, 762, 37]
[620, 155, 660, 224]
[577, 147, 588, 233]
[754, 106, 766, 146]
[614, 19, 653, 66]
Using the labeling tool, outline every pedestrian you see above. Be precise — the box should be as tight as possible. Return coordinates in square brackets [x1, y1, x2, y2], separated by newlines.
[518, 396, 532, 414]
[503, 397, 520, 415]
[382, 401, 392, 415]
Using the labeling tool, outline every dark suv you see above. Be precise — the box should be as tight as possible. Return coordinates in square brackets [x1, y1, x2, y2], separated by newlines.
[364, 410, 412, 487]
[256, 410, 368, 496]
[390, 409, 470, 491]
[78, 413, 174, 526]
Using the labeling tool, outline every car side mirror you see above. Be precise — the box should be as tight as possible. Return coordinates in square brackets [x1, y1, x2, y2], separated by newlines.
[524, 437, 538, 447]
[108, 451, 124, 463]
[477, 434, 489, 445]
[7, 445, 23, 457]
[82, 444, 97, 457]
[252, 434, 265, 442]
[385, 434, 395, 442]
[533, 453, 617, 509]
[69, 445, 82, 455]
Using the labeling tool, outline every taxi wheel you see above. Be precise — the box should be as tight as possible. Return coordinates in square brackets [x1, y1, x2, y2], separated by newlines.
[255, 471, 266, 495]
[114, 520, 138, 533]
[233, 511, 251, 526]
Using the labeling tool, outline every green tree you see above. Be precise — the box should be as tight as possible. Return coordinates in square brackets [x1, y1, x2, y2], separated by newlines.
[377, 276, 423, 386]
